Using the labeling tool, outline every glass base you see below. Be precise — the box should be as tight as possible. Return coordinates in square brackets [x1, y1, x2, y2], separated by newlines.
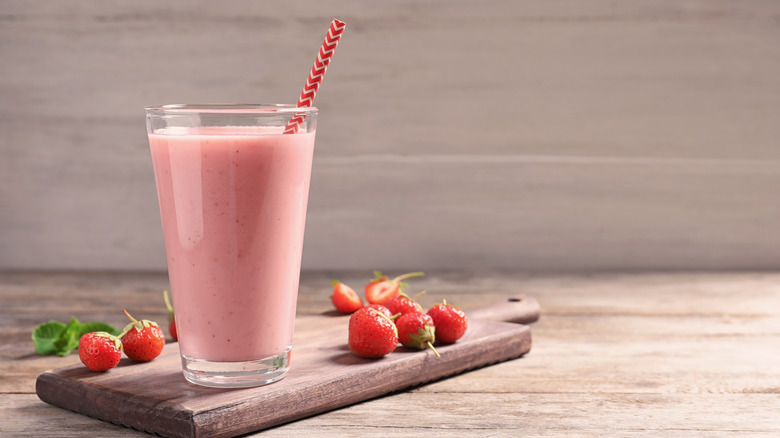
[181, 347, 291, 388]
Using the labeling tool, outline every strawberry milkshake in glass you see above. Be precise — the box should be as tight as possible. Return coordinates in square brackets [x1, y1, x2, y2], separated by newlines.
[145, 104, 316, 388]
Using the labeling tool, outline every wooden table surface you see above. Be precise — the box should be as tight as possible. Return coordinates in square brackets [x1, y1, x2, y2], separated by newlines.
[2, 270, 779, 437]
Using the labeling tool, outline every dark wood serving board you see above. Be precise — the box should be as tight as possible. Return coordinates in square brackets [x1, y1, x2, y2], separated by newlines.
[36, 295, 540, 438]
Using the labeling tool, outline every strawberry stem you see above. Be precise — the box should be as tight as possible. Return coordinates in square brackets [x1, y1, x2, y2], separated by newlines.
[412, 290, 427, 300]
[163, 290, 174, 313]
[123, 309, 138, 324]
[392, 272, 424, 283]
[369, 308, 391, 321]
[427, 341, 440, 358]
[367, 308, 399, 336]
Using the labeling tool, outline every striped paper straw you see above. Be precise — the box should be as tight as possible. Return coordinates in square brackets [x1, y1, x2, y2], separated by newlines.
[284, 19, 346, 134]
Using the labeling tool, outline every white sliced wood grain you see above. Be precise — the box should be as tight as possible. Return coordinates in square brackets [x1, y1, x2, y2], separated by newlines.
[303, 157, 780, 270]
[1, 0, 779, 271]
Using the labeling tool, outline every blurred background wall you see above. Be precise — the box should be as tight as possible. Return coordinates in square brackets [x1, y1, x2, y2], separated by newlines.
[1, 0, 779, 272]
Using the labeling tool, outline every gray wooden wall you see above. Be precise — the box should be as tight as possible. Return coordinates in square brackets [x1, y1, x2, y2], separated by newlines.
[2, 1, 779, 272]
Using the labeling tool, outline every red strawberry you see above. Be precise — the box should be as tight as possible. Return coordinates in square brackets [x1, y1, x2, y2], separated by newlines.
[348, 307, 398, 358]
[427, 300, 468, 343]
[364, 271, 424, 305]
[331, 281, 363, 314]
[78, 331, 123, 372]
[163, 290, 177, 341]
[396, 312, 439, 357]
[364, 303, 393, 319]
[384, 291, 424, 316]
[119, 310, 165, 362]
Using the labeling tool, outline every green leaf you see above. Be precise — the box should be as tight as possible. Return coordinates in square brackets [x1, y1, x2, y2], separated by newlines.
[63, 316, 81, 332]
[52, 317, 81, 356]
[53, 330, 80, 356]
[32, 321, 67, 355]
[31, 317, 121, 356]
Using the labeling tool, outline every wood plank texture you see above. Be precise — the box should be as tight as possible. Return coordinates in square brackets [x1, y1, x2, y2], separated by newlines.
[2, 1, 780, 271]
[2, 271, 780, 437]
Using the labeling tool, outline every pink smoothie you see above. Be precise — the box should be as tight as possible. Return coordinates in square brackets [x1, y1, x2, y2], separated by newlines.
[149, 126, 315, 362]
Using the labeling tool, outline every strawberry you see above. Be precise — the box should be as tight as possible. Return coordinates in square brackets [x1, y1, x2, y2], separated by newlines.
[364, 271, 424, 305]
[348, 307, 398, 358]
[119, 310, 165, 362]
[427, 300, 468, 343]
[331, 281, 363, 314]
[384, 291, 424, 316]
[396, 312, 439, 357]
[78, 331, 123, 371]
[365, 303, 393, 319]
[163, 290, 177, 341]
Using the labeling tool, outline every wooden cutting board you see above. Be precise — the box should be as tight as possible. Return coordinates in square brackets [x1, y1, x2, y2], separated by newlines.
[36, 295, 539, 438]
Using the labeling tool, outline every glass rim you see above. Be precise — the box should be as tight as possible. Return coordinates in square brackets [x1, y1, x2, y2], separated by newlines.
[144, 103, 317, 115]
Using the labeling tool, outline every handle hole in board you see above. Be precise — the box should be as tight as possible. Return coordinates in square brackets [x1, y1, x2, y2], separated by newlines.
[508, 297, 522, 302]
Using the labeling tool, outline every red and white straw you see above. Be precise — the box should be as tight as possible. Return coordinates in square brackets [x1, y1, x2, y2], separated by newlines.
[284, 19, 347, 134]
